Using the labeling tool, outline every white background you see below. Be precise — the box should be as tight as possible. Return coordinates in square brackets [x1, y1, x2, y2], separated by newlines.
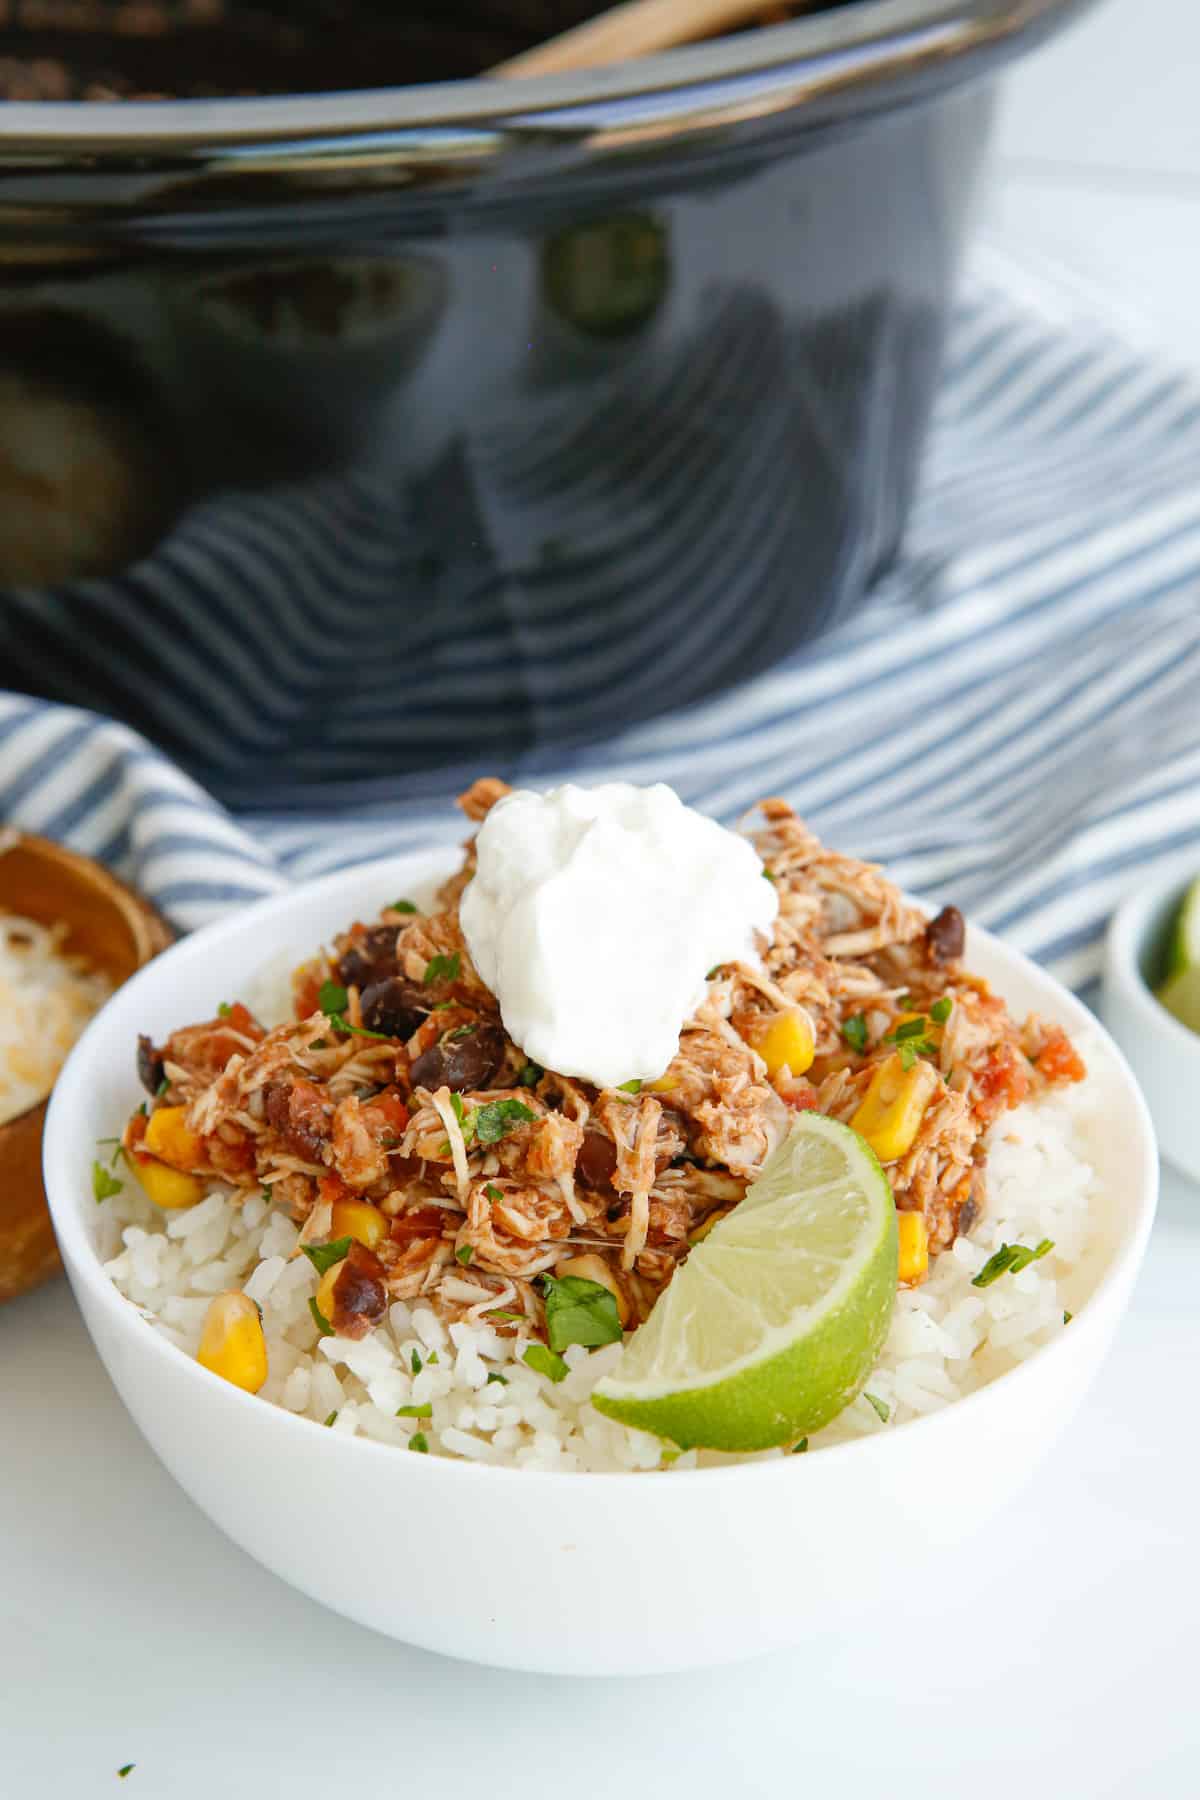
[4, 1, 1200, 1793]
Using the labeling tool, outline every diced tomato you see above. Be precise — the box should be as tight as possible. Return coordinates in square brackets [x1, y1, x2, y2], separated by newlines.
[220, 1001, 261, 1039]
[778, 1078, 819, 1112]
[974, 1042, 1030, 1126]
[1037, 1030, 1087, 1085]
[293, 966, 324, 1018]
[364, 1090, 409, 1144]
[318, 1172, 352, 1208]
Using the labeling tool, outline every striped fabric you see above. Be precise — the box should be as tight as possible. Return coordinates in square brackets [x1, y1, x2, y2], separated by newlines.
[3, 236, 1199, 992]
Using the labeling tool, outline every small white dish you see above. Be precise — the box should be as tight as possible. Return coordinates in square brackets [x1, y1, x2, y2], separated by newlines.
[44, 850, 1158, 1675]
[1103, 863, 1200, 1184]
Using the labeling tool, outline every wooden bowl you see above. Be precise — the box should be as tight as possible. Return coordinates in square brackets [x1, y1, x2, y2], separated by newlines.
[0, 835, 172, 1303]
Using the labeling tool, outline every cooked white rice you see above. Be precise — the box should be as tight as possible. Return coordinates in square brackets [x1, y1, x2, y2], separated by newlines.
[97, 1027, 1114, 1473]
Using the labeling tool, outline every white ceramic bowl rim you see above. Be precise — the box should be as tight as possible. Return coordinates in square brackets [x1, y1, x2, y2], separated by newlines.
[44, 850, 1158, 1492]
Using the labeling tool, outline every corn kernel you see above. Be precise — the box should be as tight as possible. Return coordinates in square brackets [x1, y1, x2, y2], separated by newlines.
[897, 1210, 929, 1285]
[135, 1157, 204, 1210]
[197, 1291, 268, 1393]
[756, 1008, 815, 1079]
[556, 1252, 631, 1328]
[850, 1052, 940, 1162]
[329, 1199, 388, 1252]
[316, 1259, 346, 1322]
[647, 1074, 679, 1093]
[143, 1105, 204, 1171]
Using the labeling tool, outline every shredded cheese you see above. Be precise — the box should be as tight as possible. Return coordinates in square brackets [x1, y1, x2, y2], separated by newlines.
[0, 913, 112, 1125]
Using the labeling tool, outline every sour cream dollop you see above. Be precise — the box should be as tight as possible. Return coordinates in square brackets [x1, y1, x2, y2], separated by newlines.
[459, 782, 778, 1090]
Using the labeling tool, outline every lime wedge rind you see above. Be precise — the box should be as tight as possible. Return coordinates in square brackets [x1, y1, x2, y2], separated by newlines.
[1167, 875, 1200, 979]
[591, 1114, 898, 1451]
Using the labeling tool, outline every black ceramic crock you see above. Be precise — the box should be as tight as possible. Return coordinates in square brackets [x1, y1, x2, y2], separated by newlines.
[0, 1, 1091, 805]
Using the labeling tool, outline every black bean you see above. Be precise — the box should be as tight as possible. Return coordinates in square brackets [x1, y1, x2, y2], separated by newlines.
[925, 905, 965, 965]
[136, 1034, 164, 1097]
[359, 976, 429, 1041]
[578, 1130, 618, 1194]
[337, 924, 400, 992]
[410, 1021, 506, 1094]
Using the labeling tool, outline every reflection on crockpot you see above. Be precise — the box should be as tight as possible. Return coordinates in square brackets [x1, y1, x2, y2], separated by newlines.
[540, 214, 671, 341]
[166, 255, 449, 481]
[0, 309, 180, 585]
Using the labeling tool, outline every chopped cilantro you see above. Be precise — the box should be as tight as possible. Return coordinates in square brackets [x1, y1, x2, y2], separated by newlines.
[395, 1402, 432, 1418]
[217, 1001, 232, 1017]
[972, 1238, 1054, 1288]
[896, 993, 914, 1010]
[791, 1437, 809, 1455]
[706, 965, 721, 980]
[136, 1101, 148, 1118]
[473, 1098, 536, 1145]
[516, 1062, 543, 1088]
[841, 1014, 868, 1054]
[1063, 1310, 1073, 1325]
[323, 1411, 338, 1427]
[617, 1079, 642, 1095]
[389, 899, 418, 914]
[301, 1236, 352, 1276]
[930, 996, 953, 1024]
[485, 1308, 524, 1324]
[423, 951, 461, 985]
[485, 1370, 508, 1386]
[92, 1160, 123, 1203]
[523, 1342, 569, 1383]
[762, 867, 777, 883]
[315, 977, 388, 1040]
[454, 1244, 473, 1266]
[408, 1432, 429, 1454]
[155, 1077, 169, 1098]
[118, 1767, 134, 1780]
[410, 1349, 423, 1375]
[892, 1016, 929, 1042]
[427, 1352, 439, 1365]
[308, 1297, 335, 1338]
[261, 1185, 273, 1203]
[864, 1393, 890, 1423]
[446, 1024, 476, 1041]
[541, 1272, 623, 1352]
[485, 1183, 503, 1203]
[884, 1013, 938, 1069]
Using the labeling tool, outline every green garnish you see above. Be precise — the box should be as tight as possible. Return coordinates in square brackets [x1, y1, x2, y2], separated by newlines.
[395, 1403, 433, 1418]
[423, 951, 461, 985]
[472, 1098, 536, 1145]
[841, 1014, 868, 1054]
[930, 996, 953, 1024]
[541, 1273, 623, 1352]
[516, 1063, 543, 1088]
[323, 1411, 338, 1427]
[261, 1185, 273, 1202]
[118, 1767, 134, 1780]
[864, 1393, 890, 1423]
[316, 978, 389, 1041]
[389, 899, 418, 914]
[485, 1184, 504, 1203]
[410, 1349, 423, 1375]
[485, 1370, 508, 1386]
[301, 1236, 352, 1276]
[308, 1297, 335, 1338]
[217, 1001, 232, 1018]
[155, 1077, 169, 1098]
[617, 1079, 642, 1095]
[972, 1238, 1054, 1288]
[706, 966, 721, 981]
[408, 1432, 430, 1454]
[523, 1343, 569, 1383]
[427, 1352, 439, 1365]
[455, 1245, 473, 1266]
[1063, 1310, 1073, 1325]
[884, 1014, 938, 1070]
[791, 1437, 809, 1454]
[762, 867, 777, 883]
[92, 1160, 123, 1203]
[446, 1025, 476, 1041]
[896, 994, 914, 1009]
[485, 1309, 524, 1324]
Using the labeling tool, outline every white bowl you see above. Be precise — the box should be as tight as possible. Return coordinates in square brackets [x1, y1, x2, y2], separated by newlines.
[44, 851, 1158, 1676]
[1103, 863, 1200, 1183]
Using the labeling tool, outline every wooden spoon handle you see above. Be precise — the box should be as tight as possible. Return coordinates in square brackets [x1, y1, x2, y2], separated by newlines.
[492, 0, 793, 79]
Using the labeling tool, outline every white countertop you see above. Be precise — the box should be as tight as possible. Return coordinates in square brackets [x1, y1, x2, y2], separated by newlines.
[7, 1, 1200, 1791]
[3, 1157, 1197, 1796]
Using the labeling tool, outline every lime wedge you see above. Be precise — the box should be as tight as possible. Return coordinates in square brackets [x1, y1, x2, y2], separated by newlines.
[1157, 963, 1200, 1036]
[592, 1114, 898, 1451]
[1167, 875, 1200, 978]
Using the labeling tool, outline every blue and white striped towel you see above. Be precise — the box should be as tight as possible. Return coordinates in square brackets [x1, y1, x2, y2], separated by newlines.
[3, 237, 1199, 993]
